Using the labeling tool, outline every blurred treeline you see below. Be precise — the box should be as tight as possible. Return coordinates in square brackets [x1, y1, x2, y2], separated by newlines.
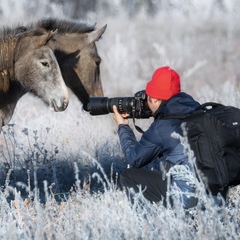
[49, 0, 160, 18]
[1, 0, 239, 27]
[46, 0, 234, 19]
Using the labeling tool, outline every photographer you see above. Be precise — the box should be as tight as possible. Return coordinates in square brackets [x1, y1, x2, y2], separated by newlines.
[113, 66, 200, 209]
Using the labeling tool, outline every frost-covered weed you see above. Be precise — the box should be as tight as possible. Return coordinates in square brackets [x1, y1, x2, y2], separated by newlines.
[0, 169, 239, 239]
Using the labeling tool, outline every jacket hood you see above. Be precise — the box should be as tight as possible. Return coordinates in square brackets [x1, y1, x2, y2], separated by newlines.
[154, 92, 200, 119]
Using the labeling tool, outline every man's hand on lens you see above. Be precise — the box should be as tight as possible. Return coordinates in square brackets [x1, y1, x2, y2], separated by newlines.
[113, 105, 129, 125]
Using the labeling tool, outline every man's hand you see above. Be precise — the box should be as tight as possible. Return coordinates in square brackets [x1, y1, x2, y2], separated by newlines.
[113, 105, 129, 125]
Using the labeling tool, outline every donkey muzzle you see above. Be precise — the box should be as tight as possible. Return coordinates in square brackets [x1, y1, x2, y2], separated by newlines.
[51, 97, 69, 112]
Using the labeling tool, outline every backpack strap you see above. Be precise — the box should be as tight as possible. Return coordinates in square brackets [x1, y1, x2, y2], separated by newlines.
[160, 102, 224, 120]
[133, 102, 224, 133]
[195, 102, 223, 110]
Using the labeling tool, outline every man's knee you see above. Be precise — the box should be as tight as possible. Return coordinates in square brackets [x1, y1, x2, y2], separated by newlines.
[120, 168, 141, 190]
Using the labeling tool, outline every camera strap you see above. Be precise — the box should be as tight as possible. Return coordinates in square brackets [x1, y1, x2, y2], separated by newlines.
[132, 117, 145, 134]
[130, 106, 145, 133]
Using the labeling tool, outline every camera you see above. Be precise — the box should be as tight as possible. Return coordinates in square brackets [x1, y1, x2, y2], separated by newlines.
[86, 90, 152, 119]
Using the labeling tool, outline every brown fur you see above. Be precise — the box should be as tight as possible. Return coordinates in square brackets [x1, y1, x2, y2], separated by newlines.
[0, 69, 10, 92]
[0, 36, 17, 92]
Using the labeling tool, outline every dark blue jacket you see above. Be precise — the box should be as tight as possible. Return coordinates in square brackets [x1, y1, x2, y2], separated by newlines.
[118, 92, 200, 169]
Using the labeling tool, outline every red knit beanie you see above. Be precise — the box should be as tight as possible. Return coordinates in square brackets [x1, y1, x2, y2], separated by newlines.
[145, 66, 181, 100]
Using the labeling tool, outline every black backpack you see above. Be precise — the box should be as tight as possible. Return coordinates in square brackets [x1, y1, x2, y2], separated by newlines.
[163, 102, 240, 195]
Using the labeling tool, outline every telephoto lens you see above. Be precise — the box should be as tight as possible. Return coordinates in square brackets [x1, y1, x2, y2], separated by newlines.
[86, 97, 135, 116]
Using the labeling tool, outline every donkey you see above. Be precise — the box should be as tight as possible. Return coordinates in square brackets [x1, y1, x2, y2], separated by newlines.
[21, 18, 107, 110]
[0, 29, 69, 132]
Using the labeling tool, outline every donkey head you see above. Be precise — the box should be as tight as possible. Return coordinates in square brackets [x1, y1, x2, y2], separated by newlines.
[46, 24, 107, 109]
[14, 29, 69, 112]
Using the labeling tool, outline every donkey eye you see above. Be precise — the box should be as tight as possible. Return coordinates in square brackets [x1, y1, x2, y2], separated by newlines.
[41, 62, 50, 67]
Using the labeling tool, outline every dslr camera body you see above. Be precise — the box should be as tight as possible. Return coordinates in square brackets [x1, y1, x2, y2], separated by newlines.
[86, 90, 152, 119]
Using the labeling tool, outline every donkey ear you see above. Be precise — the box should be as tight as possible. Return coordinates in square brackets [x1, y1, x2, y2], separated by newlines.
[37, 29, 58, 46]
[86, 24, 107, 44]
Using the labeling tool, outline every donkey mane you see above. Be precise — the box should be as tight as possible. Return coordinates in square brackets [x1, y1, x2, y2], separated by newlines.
[0, 18, 96, 37]
[36, 18, 96, 34]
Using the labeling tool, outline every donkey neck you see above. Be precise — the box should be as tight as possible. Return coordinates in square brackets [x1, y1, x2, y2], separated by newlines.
[0, 37, 26, 102]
